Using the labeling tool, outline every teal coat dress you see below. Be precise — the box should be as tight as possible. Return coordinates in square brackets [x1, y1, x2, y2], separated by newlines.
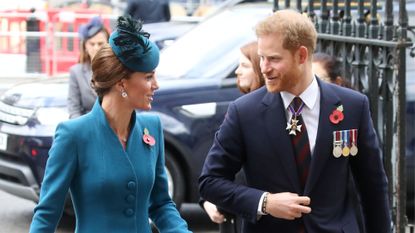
[29, 100, 191, 233]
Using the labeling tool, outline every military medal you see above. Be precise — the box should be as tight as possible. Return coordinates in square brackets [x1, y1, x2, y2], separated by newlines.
[286, 100, 305, 136]
[350, 145, 358, 156]
[286, 118, 302, 135]
[350, 144, 358, 156]
[332, 131, 342, 158]
[333, 143, 342, 158]
[342, 130, 350, 157]
[342, 146, 350, 157]
[350, 129, 358, 156]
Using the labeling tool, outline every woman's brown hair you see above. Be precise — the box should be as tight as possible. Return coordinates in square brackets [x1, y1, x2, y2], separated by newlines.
[79, 28, 110, 64]
[313, 52, 350, 87]
[91, 44, 133, 98]
[238, 41, 265, 94]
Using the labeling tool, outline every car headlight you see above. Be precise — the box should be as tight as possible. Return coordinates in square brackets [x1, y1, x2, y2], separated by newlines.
[35, 107, 69, 126]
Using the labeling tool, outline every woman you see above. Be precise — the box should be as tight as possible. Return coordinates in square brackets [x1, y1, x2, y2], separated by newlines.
[29, 16, 191, 233]
[312, 52, 348, 87]
[201, 41, 264, 233]
[68, 16, 109, 119]
[235, 41, 265, 94]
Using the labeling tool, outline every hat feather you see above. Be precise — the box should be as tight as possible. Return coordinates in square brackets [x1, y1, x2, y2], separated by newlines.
[112, 16, 151, 60]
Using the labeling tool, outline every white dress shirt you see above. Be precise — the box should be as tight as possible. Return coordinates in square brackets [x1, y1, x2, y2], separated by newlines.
[257, 76, 321, 215]
[280, 77, 320, 154]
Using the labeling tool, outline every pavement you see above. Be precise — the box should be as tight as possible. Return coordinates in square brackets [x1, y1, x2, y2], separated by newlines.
[0, 75, 48, 94]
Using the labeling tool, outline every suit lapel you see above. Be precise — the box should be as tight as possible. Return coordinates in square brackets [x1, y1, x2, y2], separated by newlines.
[262, 92, 301, 193]
[304, 80, 341, 194]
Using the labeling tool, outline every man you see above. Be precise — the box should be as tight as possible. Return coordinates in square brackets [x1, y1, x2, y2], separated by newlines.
[199, 9, 391, 233]
[125, 0, 171, 24]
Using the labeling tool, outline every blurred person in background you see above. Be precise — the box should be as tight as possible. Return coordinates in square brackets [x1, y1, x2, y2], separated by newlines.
[125, 0, 171, 24]
[26, 8, 41, 73]
[312, 52, 349, 87]
[235, 41, 265, 94]
[29, 16, 190, 233]
[68, 16, 109, 119]
[201, 41, 264, 233]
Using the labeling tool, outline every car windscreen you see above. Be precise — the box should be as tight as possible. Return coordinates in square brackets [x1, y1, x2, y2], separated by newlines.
[156, 5, 272, 80]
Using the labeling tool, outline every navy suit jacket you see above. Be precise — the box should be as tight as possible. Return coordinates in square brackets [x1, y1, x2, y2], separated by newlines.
[199, 79, 391, 233]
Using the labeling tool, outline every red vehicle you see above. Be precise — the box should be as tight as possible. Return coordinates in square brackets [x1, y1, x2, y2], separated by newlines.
[0, 3, 114, 76]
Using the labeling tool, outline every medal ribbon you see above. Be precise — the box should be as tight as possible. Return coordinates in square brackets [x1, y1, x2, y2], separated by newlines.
[288, 100, 305, 118]
[351, 129, 356, 145]
[334, 131, 341, 142]
[342, 130, 348, 147]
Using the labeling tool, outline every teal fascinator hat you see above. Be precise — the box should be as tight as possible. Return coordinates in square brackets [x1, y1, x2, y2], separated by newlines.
[109, 16, 159, 72]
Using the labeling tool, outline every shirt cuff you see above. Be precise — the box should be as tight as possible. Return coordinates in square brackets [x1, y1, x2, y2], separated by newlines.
[257, 192, 268, 215]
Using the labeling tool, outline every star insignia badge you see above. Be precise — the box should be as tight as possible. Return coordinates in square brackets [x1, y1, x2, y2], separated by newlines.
[286, 119, 302, 135]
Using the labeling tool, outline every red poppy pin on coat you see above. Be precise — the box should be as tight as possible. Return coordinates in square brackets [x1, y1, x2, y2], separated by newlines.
[330, 105, 344, 124]
[143, 128, 155, 146]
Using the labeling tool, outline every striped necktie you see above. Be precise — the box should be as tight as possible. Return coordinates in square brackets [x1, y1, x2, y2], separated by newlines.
[289, 97, 311, 191]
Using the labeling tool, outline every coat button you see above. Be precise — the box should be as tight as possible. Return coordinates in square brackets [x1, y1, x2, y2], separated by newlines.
[127, 181, 136, 190]
[126, 194, 135, 203]
[124, 208, 134, 216]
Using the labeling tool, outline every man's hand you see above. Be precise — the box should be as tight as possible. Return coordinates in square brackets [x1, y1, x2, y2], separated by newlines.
[265, 192, 311, 220]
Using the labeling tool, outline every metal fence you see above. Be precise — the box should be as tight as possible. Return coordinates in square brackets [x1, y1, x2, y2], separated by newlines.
[273, 0, 413, 232]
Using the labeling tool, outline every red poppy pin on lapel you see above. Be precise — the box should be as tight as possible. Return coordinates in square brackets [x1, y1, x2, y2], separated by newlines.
[329, 105, 344, 124]
[143, 128, 155, 146]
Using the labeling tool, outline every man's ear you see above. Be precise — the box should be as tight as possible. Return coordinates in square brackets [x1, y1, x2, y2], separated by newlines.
[298, 46, 308, 64]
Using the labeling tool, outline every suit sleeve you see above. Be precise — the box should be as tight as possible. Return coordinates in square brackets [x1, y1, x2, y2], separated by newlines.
[67, 66, 82, 119]
[349, 96, 391, 233]
[199, 102, 264, 223]
[29, 123, 78, 233]
[148, 117, 191, 233]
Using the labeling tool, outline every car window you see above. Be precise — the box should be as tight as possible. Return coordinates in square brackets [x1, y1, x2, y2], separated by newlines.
[157, 6, 272, 80]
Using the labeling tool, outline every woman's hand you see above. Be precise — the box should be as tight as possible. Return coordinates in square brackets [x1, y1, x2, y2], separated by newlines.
[203, 201, 226, 224]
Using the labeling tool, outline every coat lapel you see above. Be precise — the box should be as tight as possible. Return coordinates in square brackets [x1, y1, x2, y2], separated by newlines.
[262, 92, 301, 193]
[304, 80, 341, 194]
[81, 64, 92, 87]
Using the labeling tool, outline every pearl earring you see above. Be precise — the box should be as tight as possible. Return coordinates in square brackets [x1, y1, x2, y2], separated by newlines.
[121, 90, 128, 98]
